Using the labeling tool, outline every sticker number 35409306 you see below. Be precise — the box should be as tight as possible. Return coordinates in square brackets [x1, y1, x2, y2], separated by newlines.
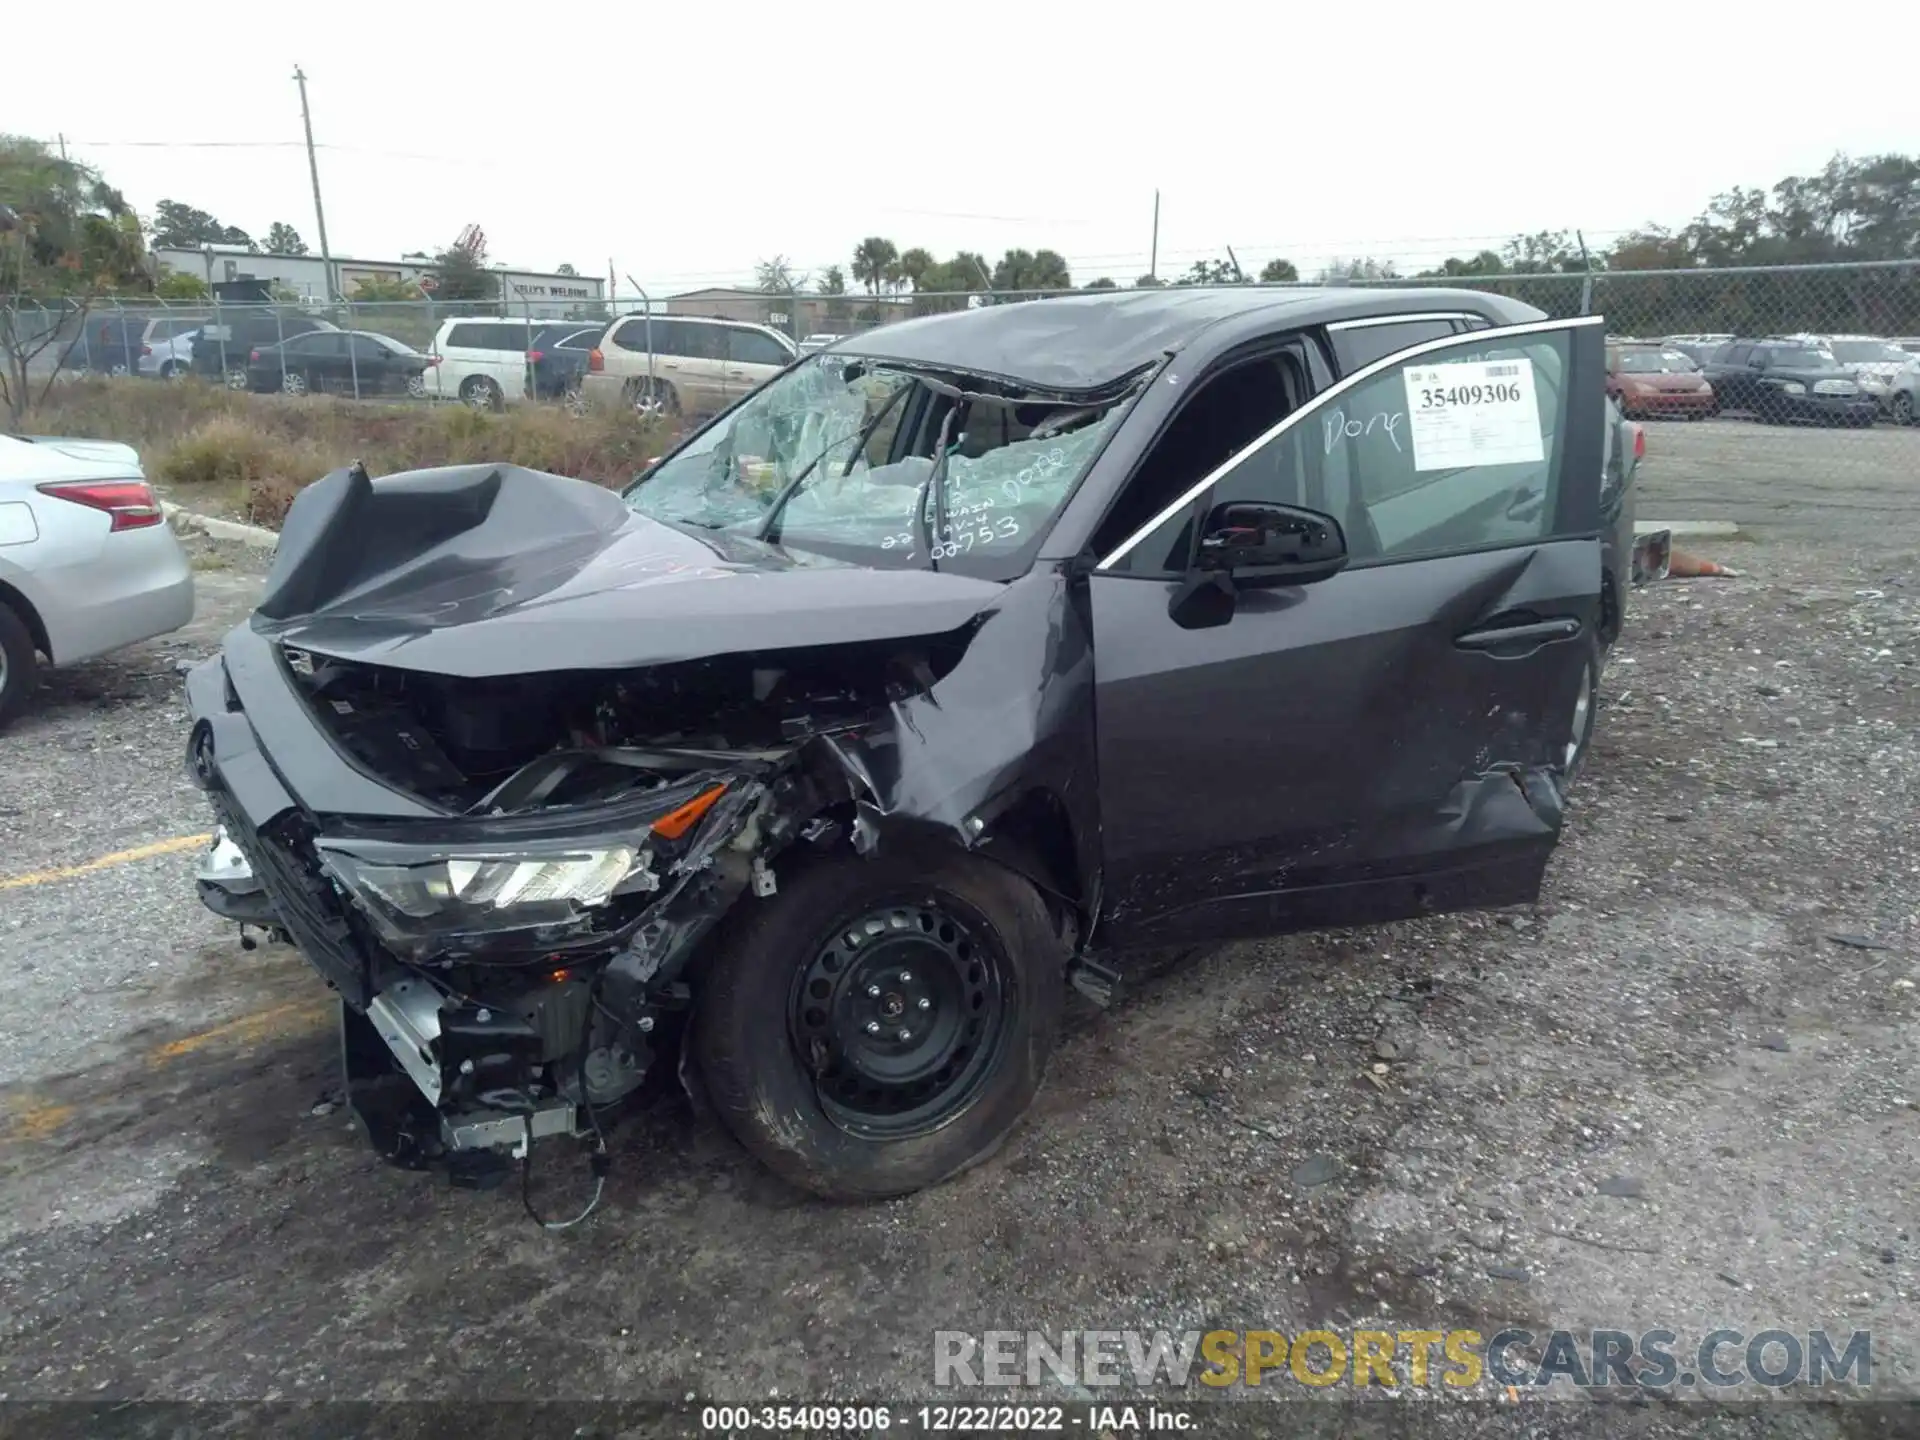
[1401, 356, 1544, 472]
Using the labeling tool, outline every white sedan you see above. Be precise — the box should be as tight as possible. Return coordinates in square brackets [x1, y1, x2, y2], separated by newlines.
[0, 434, 195, 727]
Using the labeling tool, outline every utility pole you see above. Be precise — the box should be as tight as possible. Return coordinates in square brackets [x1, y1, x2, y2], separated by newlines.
[56, 133, 68, 162]
[293, 67, 335, 301]
[1149, 190, 1160, 282]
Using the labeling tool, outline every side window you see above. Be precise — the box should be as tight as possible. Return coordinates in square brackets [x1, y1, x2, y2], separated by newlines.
[612, 317, 652, 352]
[1327, 318, 1461, 375]
[1095, 350, 1308, 567]
[614, 318, 691, 356]
[351, 335, 391, 361]
[296, 333, 346, 358]
[1109, 329, 1575, 573]
[445, 323, 485, 349]
[1723, 343, 1750, 365]
[727, 328, 793, 367]
[677, 323, 727, 360]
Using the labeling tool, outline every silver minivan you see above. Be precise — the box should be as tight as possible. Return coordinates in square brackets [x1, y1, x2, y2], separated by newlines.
[580, 315, 796, 419]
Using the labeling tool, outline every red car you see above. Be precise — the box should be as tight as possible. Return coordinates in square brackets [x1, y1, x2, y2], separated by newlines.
[1607, 343, 1717, 419]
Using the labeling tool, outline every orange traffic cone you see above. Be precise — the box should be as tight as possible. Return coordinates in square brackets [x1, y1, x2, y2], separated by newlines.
[1666, 547, 1741, 578]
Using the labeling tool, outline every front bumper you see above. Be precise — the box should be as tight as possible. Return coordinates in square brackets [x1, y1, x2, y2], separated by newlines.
[182, 630, 769, 1181]
[1780, 393, 1878, 423]
[1618, 388, 1715, 415]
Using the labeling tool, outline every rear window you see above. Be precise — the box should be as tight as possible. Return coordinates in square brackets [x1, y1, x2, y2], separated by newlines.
[444, 321, 532, 351]
[1329, 318, 1460, 374]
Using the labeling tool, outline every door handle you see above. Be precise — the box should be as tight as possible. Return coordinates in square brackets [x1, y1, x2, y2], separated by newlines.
[1455, 617, 1581, 651]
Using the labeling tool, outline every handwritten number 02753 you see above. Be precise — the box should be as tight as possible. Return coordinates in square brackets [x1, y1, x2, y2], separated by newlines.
[882, 514, 1020, 558]
[1418, 382, 1521, 408]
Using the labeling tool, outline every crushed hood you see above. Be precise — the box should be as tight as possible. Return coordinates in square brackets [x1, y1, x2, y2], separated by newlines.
[256, 462, 1006, 676]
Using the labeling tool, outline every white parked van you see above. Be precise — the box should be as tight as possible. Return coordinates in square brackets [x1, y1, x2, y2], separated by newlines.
[423, 317, 551, 409]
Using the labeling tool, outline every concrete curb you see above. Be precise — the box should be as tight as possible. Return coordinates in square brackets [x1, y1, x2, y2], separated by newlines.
[1636, 519, 1741, 538]
[161, 501, 279, 551]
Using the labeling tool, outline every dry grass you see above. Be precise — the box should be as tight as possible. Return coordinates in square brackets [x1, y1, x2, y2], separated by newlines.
[27, 378, 676, 527]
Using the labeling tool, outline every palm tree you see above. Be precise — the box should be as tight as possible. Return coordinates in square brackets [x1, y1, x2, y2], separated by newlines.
[851, 237, 899, 297]
[895, 247, 935, 291]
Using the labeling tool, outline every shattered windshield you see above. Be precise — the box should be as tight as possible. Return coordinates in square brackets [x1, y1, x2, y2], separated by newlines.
[623, 353, 1134, 576]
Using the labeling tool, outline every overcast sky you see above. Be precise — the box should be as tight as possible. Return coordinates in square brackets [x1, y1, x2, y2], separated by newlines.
[5, 5, 1913, 299]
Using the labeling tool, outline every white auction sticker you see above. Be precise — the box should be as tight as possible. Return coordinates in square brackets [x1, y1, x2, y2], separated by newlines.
[1402, 356, 1544, 472]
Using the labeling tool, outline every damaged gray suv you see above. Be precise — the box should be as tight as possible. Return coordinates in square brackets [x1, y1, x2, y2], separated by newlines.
[184, 287, 1642, 1207]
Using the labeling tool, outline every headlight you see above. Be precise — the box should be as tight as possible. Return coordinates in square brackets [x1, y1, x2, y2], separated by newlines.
[316, 782, 731, 946]
[1856, 374, 1887, 393]
[1779, 381, 1807, 395]
[319, 841, 646, 942]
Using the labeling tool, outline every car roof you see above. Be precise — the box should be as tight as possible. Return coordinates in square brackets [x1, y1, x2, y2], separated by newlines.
[610, 312, 780, 332]
[829, 286, 1542, 392]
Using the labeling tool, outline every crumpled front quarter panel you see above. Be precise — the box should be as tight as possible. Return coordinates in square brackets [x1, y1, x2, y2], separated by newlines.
[823, 570, 1102, 911]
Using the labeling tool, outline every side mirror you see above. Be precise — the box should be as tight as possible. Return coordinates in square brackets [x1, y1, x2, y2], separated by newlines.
[1195, 501, 1347, 586]
[1167, 501, 1348, 630]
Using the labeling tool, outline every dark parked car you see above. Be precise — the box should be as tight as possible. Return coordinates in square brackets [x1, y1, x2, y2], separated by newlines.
[193, 311, 339, 388]
[526, 322, 601, 407]
[1698, 340, 1879, 426]
[1606, 342, 1715, 419]
[245, 329, 431, 398]
[58, 317, 146, 376]
[186, 288, 1644, 1208]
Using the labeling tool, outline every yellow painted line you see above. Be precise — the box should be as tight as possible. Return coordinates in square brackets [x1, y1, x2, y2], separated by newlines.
[2, 1098, 76, 1143]
[0, 833, 212, 892]
[3, 999, 331, 1147]
[148, 999, 330, 1063]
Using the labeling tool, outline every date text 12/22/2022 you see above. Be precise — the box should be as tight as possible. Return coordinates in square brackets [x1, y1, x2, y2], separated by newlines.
[698, 1403, 1197, 1431]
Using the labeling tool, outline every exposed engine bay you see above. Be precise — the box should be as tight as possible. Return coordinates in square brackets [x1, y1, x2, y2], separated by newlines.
[189, 586, 1062, 1215]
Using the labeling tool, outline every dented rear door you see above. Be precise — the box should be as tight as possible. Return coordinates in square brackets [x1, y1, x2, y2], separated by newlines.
[1087, 316, 1607, 948]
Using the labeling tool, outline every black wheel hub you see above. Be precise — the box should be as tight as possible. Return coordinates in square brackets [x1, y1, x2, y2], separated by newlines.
[789, 902, 1011, 1138]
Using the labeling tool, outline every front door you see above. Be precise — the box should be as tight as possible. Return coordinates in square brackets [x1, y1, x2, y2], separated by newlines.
[1088, 316, 1608, 949]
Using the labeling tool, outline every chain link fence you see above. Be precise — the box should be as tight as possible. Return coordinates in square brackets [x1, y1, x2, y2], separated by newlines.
[2, 294, 616, 405]
[7, 260, 1918, 426]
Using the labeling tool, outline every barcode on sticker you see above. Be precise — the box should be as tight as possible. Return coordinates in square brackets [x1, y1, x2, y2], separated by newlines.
[1485, 364, 1519, 376]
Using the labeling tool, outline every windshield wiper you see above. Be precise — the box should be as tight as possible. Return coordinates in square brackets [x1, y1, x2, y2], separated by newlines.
[915, 408, 960, 571]
[755, 382, 912, 543]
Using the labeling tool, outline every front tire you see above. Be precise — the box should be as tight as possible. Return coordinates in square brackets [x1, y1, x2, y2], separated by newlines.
[0, 602, 40, 731]
[1563, 640, 1600, 786]
[281, 370, 309, 396]
[693, 846, 1065, 1200]
[224, 366, 250, 391]
[625, 377, 679, 419]
[461, 376, 502, 411]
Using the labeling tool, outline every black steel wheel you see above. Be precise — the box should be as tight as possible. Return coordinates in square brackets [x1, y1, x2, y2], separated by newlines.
[789, 901, 1012, 1139]
[694, 845, 1065, 1199]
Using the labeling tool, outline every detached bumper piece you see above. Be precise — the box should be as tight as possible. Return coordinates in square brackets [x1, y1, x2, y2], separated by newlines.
[343, 978, 596, 1191]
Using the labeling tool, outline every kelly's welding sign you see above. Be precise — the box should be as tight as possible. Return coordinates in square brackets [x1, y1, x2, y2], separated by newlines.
[1403, 356, 1545, 471]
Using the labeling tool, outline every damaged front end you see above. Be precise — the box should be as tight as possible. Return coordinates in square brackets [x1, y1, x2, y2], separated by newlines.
[190, 618, 997, 1189]
[185, 412, 1111, 1195]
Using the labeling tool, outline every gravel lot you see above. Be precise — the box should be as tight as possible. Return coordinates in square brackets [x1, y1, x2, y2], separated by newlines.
[0, 419, 1915, 1435]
